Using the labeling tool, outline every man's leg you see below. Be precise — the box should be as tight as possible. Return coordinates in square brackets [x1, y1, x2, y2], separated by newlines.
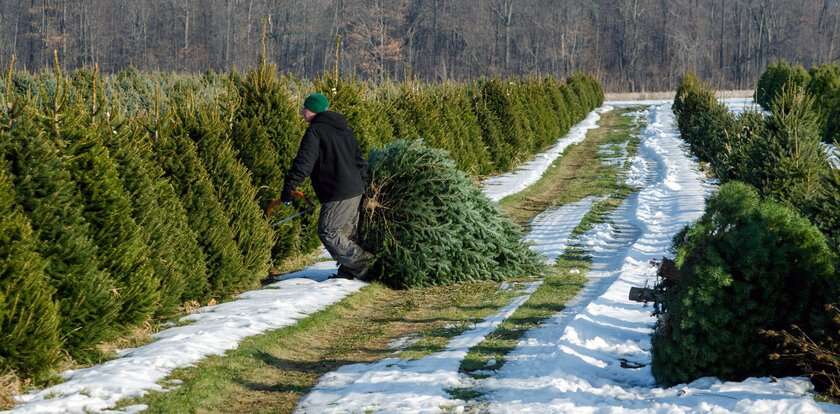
[318, 195, 373, 278]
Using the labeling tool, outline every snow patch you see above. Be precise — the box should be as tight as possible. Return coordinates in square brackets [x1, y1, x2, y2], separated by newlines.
[294, 282, 542, 413]
[722, 97, 763, 115]
[481, 103, 838, 413]
[9, 261, 365, 414]
[482, 106, 612, 202]
[525, 196, 602, 263]
[823, 143, 839, 169]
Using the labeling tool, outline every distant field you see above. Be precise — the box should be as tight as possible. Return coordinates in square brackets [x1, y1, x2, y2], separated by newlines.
[605, 90, 753, 101]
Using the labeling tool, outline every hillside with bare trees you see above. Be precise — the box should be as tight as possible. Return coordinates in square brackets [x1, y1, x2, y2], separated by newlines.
[2, 0, 840, 91]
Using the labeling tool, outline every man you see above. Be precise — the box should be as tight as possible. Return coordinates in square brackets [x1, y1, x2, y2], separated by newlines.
[281, 92, 374, 280]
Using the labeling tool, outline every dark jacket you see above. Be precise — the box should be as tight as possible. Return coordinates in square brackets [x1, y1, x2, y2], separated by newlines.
[282, 111, 368, 203]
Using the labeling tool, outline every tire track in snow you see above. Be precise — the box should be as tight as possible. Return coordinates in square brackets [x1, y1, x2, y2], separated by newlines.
[525, 196, 602, 264]
[480, 103, 838, 414]
[294, 282, 541, 414]
[822, 143, 839, 169]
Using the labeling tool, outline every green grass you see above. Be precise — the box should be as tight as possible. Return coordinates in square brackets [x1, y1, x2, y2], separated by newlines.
[499, 108, 643, 227]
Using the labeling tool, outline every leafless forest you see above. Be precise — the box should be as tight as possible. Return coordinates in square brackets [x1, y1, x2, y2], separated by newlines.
[1, 0, 840, 91]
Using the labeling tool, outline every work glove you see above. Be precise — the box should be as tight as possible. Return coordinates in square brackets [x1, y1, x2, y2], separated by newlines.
[280, 188, 305, 203]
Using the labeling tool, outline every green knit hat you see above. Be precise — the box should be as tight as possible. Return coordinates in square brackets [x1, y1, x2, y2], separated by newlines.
[304, 92, 330, 113]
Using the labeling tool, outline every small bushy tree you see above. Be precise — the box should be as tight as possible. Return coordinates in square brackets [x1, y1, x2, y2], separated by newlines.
[178, 99, 273, 285]
[231, 64, 319, 261]
[480, 79, 531, 165]
[102, 115, 208, 313]
[470, 81, 512, 172]
[152, 110, 250, 298]
[755, 60, 811, 109]
[436, 85, 493, 175]
[314, 75, 393, 153]
[62, 105, 160, 326]
[652, 182, 837, 385]
[744, 88, 828, 205]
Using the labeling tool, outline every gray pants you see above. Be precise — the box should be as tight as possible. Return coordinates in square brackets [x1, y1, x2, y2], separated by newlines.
[318, 195, 371, 277]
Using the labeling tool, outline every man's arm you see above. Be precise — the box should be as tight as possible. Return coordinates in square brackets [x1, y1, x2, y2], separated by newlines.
[282, 129, 319, 201]
[355, 142, 369, 184]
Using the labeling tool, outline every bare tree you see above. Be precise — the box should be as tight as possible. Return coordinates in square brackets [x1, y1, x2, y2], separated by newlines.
[2, 0, 838, 91]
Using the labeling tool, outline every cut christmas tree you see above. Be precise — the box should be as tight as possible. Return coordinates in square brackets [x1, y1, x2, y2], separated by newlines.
[359, 139, 544, 288]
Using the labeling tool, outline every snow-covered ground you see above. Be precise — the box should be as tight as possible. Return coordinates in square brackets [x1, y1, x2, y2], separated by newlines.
[482, 105, 613, 202]
[294, 103, 839, 413]
[481, 103, 837, 414]
[8, 108, 609, 414]
[295, 282, 541, 414]
[823, 143, 839, 169]
[525, 196, 601, 263]
[8, 261, 364, 414]
[723, 97, 762, 115]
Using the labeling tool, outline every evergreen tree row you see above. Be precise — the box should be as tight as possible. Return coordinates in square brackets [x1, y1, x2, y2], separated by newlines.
[0, 65, 603, 385]
[755, 60, 840, 144]
[654, 74, 839, 400]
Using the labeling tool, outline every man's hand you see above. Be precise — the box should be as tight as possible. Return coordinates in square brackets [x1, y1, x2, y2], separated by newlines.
[280, 188, 306, 203]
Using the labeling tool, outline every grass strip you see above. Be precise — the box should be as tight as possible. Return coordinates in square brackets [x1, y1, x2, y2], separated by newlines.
[119, 281, 518, 413]
[499, 108, 642, 227]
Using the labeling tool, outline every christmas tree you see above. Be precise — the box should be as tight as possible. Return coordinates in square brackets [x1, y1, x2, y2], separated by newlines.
[314, 75, 393, 154]
[745, 87, 828, 205]
[151, 109, 250, 298]
[470, 81, 512, 173]
[101, 109, 208, 314]
[60, 101, 161, 326]
[176, 98, 273, 285]
[2, 100, 119, 360]
[230, 64, 319, 262]
[544, 78, 572, 134]
[0, 160, 61, 381]
[651, 182, 837, 385]
[479, 79, 532, 165]
[435, 85, 493, 176]
[359, 140, 544, 288]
